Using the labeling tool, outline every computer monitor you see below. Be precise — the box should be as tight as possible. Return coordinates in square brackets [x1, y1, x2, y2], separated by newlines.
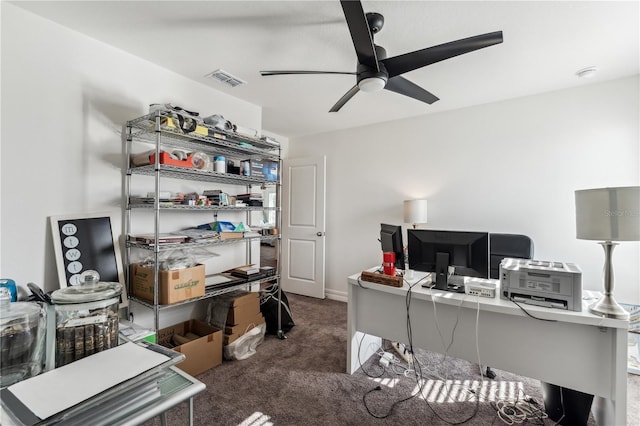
[380, 223, 405, 270]
[407, 229, 489, 290]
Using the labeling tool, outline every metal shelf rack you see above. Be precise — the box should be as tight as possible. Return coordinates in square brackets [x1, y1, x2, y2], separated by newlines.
[123, 108, 283, 337]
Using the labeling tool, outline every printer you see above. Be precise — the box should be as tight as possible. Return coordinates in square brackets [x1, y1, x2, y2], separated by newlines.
[500, 258, 582, 311]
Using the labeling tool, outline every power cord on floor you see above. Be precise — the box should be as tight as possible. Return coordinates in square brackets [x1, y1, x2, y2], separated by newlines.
[361, 279, 431, 420]
[359, 274, 493, 424]
[492, 389, 548, 425]
[407, 281, 481, 425]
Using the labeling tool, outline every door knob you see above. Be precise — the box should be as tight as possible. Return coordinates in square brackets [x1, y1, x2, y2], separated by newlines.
[316, 232, 324, 237]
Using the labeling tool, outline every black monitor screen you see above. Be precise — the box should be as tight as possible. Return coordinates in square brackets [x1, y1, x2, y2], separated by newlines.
[407, 230, 489, 280]
[380, 223, 405, 270]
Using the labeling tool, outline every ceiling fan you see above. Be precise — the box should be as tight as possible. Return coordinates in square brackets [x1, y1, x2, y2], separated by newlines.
[260, 0, 503, 112]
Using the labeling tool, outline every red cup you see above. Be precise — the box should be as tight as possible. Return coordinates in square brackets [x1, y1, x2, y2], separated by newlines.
[383, 252, 396, 276]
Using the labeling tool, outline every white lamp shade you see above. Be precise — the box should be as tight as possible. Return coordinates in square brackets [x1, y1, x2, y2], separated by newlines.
[403, 199, 428, 225]
[575, 186, 640, 241]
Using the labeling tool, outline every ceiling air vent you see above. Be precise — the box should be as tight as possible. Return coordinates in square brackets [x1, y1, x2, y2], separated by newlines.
[205, 69, 246, 88]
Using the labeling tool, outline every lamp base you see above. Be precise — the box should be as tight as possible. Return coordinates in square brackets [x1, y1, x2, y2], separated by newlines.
[588, 295, 629, 320]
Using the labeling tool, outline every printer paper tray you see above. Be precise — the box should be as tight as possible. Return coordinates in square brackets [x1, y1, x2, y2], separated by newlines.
[510, 292, 568, 310]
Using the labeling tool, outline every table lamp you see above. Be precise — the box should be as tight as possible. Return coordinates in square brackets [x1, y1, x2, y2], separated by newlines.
[403, 199, 428, 229]
[575, 186, 640, 320]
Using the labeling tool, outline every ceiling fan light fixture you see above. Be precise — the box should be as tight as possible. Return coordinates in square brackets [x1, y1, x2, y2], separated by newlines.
[358, 76, 387, 92]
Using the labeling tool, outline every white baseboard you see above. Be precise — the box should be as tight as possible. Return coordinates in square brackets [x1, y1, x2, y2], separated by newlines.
[325, 288, 347, 303]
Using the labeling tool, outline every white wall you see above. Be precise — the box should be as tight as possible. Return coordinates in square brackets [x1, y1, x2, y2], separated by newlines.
[2, 3, 638, 311]
[1, 4, 289, 327]
[288, 76, 640, 304]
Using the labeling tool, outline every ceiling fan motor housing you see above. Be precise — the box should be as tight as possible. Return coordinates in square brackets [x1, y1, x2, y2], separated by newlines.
[357, 62, 388, 88]
[366, 12, 384, 34]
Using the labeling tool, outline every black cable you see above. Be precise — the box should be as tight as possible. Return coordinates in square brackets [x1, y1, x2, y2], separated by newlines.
[361, 275, 431, 419]
[360, 272, 481, 423]
[509, 297, 558, 322]
[382, 276, 478, 423]
[356, 331, 385, 379]
[407, 281, 481, 425]
[356, 276, 369, 288]
[362, 380, 428, 419]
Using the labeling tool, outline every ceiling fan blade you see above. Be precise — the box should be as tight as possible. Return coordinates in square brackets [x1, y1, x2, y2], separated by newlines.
[260, 70, 355, 76]
[382, 31, 503, 78]
[385, 76, 439, 105]
[340, 0, 379, 71]
[329, 85, 360, 112]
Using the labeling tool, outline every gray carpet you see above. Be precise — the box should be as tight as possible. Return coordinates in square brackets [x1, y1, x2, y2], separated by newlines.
[144, 293, 639, 426]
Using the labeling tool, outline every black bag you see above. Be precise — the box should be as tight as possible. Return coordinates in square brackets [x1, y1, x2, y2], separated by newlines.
[260, 285, 294, 335]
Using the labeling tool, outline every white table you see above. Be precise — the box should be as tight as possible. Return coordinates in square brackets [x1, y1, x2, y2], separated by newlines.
[347, 270, 628, 426]
[1, 366, 205, 426]
[116, 366, 205, 426]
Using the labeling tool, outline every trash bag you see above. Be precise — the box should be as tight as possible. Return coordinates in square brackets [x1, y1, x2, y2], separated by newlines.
[260, 285, 294, 335]
[223, 323, 266, 361]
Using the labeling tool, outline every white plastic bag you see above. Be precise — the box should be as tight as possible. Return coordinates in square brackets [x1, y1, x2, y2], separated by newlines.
[223, 322, 266, 361]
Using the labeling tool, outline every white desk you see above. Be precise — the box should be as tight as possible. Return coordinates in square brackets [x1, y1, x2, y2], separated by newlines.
[347, 270, 628, 426]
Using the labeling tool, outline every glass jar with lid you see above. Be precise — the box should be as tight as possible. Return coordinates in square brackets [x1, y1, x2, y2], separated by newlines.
[0, 287, 47, 387]
[50, 270, 122, 368]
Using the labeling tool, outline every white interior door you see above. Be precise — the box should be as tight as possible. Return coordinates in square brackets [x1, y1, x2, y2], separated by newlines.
[280, 156, 326, 298]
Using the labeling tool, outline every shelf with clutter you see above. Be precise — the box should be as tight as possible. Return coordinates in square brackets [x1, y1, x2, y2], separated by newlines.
[123, 104, 284, 341]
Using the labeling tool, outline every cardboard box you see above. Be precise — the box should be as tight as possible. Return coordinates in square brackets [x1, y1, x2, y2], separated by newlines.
[157, 319, 222, 376]
[130, 263, 205, 305]
[219, 232, 244, 240]
[224, 313, 265, 345]
[226, 291, 261, 326]
[224, 312, 265, 335]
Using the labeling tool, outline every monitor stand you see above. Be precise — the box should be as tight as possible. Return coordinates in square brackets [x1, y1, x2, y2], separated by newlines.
[446, 281, 466, 293]
[421, 274, 467, 293]
[434, 252, 449, 290]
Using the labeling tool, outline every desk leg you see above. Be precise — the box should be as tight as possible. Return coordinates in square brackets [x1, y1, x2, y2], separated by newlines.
[348, 331, 381, 375]
[592, 327, 627, 425]
[347, 282, 381, 374]
[158, 396, 195, 426]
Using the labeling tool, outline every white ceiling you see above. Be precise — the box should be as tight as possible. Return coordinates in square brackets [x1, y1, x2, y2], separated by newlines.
[11, 1, 640, 139]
